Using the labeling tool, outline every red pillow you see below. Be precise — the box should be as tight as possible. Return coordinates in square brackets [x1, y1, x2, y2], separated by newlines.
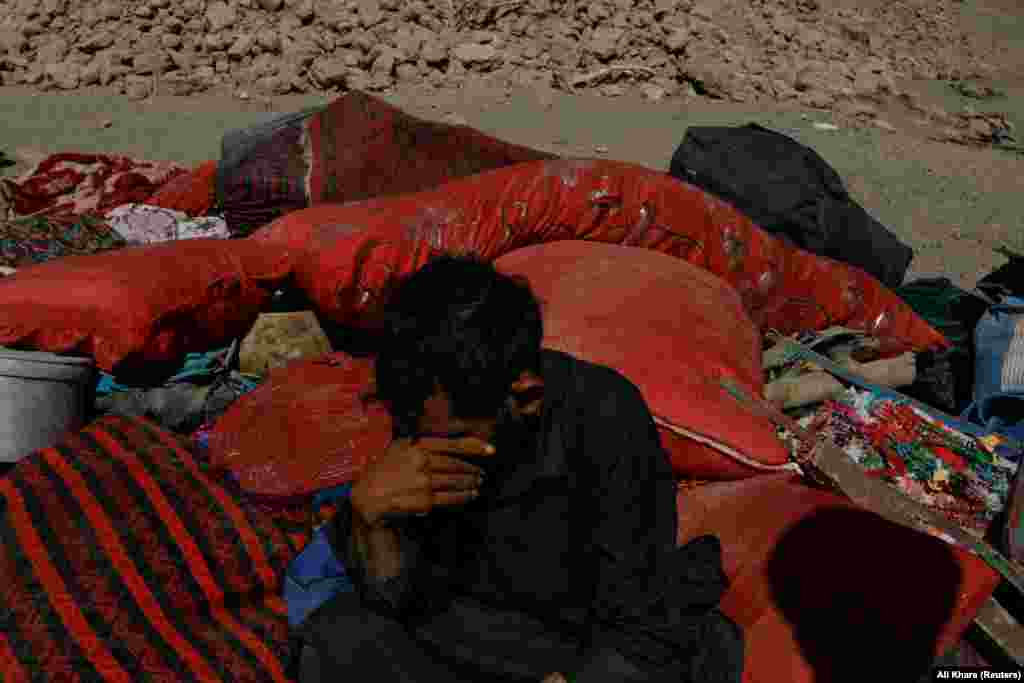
[0, 239, 292, 373]
[208, 353, 392, 499]
[496, 240, 791, 480]
[147, 160, 218, 217]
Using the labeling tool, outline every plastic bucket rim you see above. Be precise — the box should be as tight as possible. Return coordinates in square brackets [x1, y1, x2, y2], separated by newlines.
[0, 346, 95, 366]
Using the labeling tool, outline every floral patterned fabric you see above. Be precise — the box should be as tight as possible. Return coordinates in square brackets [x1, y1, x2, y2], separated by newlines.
[0, 214, 126, 268]
[0, 153, 197, 267]
[10, 152, 187, 220]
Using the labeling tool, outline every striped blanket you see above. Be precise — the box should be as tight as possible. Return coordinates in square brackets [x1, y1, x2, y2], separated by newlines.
[216, 91, 554, 236]
[0, 415, 309, 682]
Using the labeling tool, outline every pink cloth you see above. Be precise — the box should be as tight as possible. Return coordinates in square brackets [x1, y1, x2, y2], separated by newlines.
[106, 204, 229, 244]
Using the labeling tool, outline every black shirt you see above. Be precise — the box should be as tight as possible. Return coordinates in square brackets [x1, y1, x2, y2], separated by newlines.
[328, 349, 729, 680]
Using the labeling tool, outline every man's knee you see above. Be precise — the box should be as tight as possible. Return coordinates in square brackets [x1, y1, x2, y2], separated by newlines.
[290, 590, 404, 678]
[692, 609, 744, 683]
[301, 591, 366, 632]
[296, 645, 326, 683]
[300, 590, 407, 647]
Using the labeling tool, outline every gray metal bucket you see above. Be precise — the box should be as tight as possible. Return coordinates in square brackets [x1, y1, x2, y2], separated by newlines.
[0, 347, 97, 463]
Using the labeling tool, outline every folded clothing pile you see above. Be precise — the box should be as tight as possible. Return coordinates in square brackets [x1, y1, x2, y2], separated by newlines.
[2, 154, 223, 267]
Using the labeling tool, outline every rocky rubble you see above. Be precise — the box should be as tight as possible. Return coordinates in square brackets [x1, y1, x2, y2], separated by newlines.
[0, 0, 996, 108]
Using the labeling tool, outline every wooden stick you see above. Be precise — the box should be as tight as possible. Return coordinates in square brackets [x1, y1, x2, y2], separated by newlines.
[0, 178, 13, 221]
[973, 598, 1024, 666]
[765, 352, 917, 409]
[1002, 449, 1024, 564]
[570, 64, 657, 88]
[488, 0, 526, 9]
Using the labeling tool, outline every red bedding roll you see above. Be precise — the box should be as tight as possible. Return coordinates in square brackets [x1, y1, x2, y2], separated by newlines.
[0, 239, 292, 373]
[257, 158, 948, 353]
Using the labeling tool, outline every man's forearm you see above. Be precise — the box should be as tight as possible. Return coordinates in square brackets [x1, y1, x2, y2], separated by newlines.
[350, 515, 405, 582]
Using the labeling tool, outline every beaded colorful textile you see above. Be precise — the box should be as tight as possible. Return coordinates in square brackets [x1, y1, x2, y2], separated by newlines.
[782, 388, 1021, 537]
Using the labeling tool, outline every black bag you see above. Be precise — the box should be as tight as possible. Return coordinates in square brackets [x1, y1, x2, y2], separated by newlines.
[896, 277, 991, 414]
[669, 123, 914, 290]
[977, 247, 1024, 302]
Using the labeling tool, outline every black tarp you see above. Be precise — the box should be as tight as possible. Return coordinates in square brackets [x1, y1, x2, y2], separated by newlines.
[669, 123, 914, 290]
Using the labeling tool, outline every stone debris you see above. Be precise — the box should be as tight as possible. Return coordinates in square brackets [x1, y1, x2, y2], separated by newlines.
[951, 80, 1004, 100]
[0, 0, 996, 115]
[931, 112, 1017, 147]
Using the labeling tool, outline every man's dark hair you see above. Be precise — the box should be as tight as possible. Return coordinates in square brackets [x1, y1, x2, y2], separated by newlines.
[373, 253, 544, 437]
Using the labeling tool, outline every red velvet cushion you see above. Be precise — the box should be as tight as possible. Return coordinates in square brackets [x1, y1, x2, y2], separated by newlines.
[497, 241, 790, 480]
[677, 474, 1000, 683]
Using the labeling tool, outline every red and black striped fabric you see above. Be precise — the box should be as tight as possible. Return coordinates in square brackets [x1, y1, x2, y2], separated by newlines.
[0, 415, 310, 682]
[217, 91, 554, 237]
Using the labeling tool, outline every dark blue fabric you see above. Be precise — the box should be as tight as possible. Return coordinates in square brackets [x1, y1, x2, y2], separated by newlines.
[285, 484, 355, 628]
[960, 394, 1024, 459]
[312, 483, 353, 509]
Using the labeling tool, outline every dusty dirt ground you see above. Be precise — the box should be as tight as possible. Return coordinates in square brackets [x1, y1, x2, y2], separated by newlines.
[1, 0, 1022, 290]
